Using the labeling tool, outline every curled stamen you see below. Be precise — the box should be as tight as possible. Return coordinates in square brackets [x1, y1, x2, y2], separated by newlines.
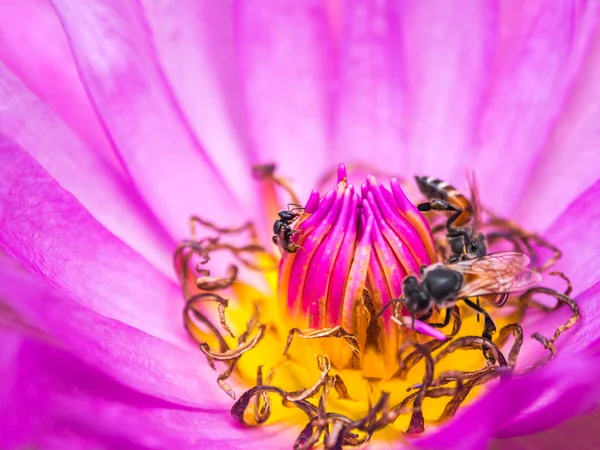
[183, 294, 229, 354]
[433, 336, 508, 368]
[231, 385, 318, 426]
[440, 368, 503, 421]
[216, 359, 239, 400]
[195, 265, 238, 291]
[253, 366, 276, 424]
[521, 287, 580, 345]
[528, 333, 557, 370]
[189, 215, 258, 241]
[548, 271, 573, 296]
[483, 211, 562, 272]
[199, 325, 266, 361]
[283, 327, 360, 357]
[333, 393, 392, 448]
[174, 240, 212, 298]
[496, 324, 524, 367]
[202, 241, 278, 271]
[252, 163, 302, 206]
[184, 293, 235, 339]
[287, 355, 332, 402]
[404, 343, 434, 435]
[394, 307, 461, 380]
[331, 375, 354, 401]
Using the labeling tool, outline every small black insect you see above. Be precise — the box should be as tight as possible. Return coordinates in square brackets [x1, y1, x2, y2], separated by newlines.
[272, 203, 304, 253]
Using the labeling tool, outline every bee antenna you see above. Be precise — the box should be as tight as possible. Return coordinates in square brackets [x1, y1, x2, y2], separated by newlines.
[375, 298, 404, 320]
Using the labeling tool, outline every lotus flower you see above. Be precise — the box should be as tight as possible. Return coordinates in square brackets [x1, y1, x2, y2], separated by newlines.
[1, 1, 600, 449]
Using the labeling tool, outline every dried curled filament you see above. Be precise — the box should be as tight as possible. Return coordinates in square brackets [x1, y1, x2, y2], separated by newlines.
[403, 342, 434, 435]
[189, 215, 258, 241]
[195, 264, 238, 291]
[252, 163, 301, 206]
[483, 211, 561, 272]
[283, 326, 361, 357]
[433, 336, 508, 368]
[519, 286, 580, 352]
[287, 355, 333, 402]
[184, 293, 235, 340]
[254, 366, 276, 424]
[194, 307, 265, 400]
[394, 307, 461, 380]
[439, 367, 502, 421]
[231, 385, 318, 426]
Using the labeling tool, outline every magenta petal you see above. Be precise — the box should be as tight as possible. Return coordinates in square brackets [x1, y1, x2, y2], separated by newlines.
[545, 179, 600, 297]
[50, 0, 244, 236]
[414, 351, 600, 447]
[516, 12, 600, 230]
[0, 0, 119, 167]
[333, 0, 405, 170]
[234, 0, 335, 196]
[0, 331, 291, 449]
[0, 140, 184, 344]
[493, 411, 600, 449]
[474, 2, 593, 213]
[400, 0, 497, 179]
[0, 65, 174, 275]
[138, 0, 257, 206]
[0, 261, 234, 409]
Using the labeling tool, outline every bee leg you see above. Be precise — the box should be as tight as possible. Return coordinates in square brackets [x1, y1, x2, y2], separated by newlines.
[429, 308, 452, 329]
[417, 200, 462, 229]
[463, 299, 497, 363]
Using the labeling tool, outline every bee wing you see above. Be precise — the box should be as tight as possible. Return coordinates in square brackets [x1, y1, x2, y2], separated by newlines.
[450, 252, 542, 304]
[466, 171, 482, 238]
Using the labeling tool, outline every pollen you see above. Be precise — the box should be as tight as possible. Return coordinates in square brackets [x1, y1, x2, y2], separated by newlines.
[174, 164, 580, 448]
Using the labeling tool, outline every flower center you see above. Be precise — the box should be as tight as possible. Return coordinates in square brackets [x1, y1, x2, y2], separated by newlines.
[174, 164, 579, 448]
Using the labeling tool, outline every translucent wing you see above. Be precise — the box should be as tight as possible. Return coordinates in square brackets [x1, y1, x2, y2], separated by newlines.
[445, 252, 541, 304]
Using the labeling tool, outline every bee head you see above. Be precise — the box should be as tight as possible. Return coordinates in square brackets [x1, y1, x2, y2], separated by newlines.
[402, 276, 430, 314]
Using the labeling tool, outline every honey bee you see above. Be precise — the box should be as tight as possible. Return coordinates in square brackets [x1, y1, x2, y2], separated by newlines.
[382, 252, 541, 358]
[272, 203, 304, 253]
[415, 174, 485, 262]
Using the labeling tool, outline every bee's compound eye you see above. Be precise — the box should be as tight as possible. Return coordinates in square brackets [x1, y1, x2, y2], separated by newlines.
[417, 294, 430, 311]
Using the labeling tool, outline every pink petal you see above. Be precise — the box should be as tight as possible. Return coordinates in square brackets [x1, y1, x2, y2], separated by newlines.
[516, 14, 600, 230]
[0, 140, 185, 346]
[493, 410, 600, 449]
[473, 2, 595, 213]
[545, 178, 600, 297]
[50, 0, 244, 237]
[399, 0, 498, 180]
[0, 64, 174, 276]
[0, 0, 120, 168]
[332, 0, 406, 170]
[137, 0, 257, 207]
[0, 261, 228, 409]
[234, 0, 336, 197]
[0, 330, 292, 449]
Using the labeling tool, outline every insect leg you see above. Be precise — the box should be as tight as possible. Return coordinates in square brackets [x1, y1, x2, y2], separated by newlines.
[462, 298, 497, 363]
[429, 308, 452, 328]
[418, 199, 462, 229]
[287, 203, 306, 213]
